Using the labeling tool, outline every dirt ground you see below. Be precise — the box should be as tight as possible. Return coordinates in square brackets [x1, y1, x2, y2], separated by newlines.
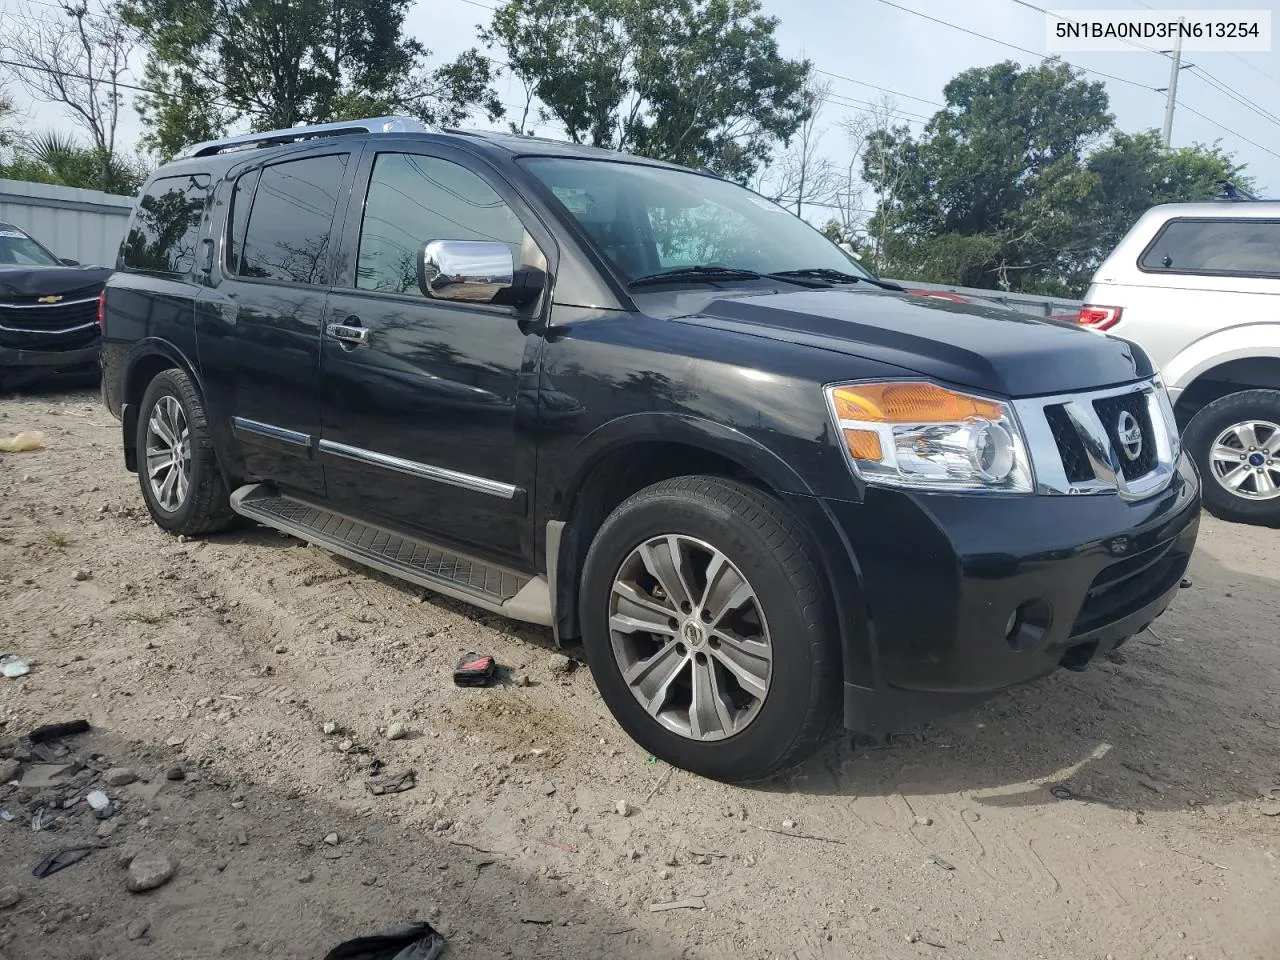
[1, 386, 1279, 960]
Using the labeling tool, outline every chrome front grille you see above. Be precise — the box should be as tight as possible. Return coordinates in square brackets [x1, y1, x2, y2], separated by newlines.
[1013, 380, 1179, 500]
[0, 296, 99, 333]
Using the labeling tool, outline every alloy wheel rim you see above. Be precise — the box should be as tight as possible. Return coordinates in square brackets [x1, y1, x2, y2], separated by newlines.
[608, 534, 773, 742]
[145, 395, 192, 512]
[1209, 419, 1280, 501]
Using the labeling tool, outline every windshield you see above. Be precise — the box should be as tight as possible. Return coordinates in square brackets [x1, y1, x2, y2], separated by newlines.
[521, 157, 875, 285]
[0, 227, 60, 267]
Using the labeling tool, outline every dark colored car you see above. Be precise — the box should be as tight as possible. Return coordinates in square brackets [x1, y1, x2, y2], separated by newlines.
[0, 221, 109, 390]
[100, 117, 1201, 783]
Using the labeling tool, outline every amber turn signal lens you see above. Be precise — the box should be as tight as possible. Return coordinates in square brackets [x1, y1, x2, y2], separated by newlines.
[831, 382, 1003, 424]
[843, 428, 883, 462]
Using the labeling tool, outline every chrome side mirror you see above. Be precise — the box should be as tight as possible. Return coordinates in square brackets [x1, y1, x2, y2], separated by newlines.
[418, 240, 514, 303]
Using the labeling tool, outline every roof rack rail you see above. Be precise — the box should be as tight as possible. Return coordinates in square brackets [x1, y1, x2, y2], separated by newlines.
[1217, 179, 1258, 202]
[179, 116, 433, 159]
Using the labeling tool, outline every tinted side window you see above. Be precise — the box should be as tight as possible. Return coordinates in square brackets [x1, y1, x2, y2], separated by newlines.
[240, 154, 348, 285]
[122, 175, 210, 274]
[355, 153, 527, 296]
[226, 169, 260, 274]
[1141, 219, 1280, 277]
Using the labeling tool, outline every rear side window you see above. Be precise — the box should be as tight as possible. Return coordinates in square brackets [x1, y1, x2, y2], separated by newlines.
[238, 154, 348, 285]
[1140, 218, 1280, 277]
[122, 174, 211, 274]
[225, 169, 260, 274]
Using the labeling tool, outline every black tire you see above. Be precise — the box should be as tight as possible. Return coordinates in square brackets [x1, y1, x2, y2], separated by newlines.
[579, 476, 840, 784]
[1183, 388, 1280, 527]
[136, 368, 236, 536]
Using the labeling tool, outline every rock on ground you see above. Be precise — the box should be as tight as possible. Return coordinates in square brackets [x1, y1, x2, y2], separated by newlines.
[104, 767, 138, 787]
[126, 856, 176, 893]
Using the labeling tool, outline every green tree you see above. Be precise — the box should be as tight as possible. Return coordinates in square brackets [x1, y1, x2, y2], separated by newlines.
[0, 130, 148, 194]
[862, 60, 1249, 295]
[1084, 130, 1250, 271]
[0, 84, 15, 151]
[122, 0, 503, 159]
[0, 0, 134, 191]
[484, 0, 811, 182]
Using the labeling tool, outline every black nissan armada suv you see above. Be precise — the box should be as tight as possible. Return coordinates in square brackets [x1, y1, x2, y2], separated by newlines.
[100, 117, 1201, 783]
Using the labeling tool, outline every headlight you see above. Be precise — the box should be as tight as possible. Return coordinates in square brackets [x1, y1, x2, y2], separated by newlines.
[825, 381, 1034, 493]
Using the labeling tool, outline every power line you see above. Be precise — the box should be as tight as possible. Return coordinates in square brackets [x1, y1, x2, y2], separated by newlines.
[452, 0, 942, 120]
[811, 68, 942, 109]
[884, 0, 1280, 166]
[1118, 0, 1280, 126]
[1185, 66, 1280, 129]
[1176, 102, 1280, 162]
[817, 90, 929, 125]
[871, 0, 1158, 93]
[1130, 0, 1280, 90]
[1008, 0, 1168, 59]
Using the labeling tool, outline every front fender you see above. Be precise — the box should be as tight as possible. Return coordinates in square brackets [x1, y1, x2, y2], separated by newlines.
[1165, 323, 1280, 397]
[568, 411, 820, 503]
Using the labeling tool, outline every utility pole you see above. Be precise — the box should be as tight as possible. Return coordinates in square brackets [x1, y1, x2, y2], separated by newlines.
[1161, 28, 1184, 147]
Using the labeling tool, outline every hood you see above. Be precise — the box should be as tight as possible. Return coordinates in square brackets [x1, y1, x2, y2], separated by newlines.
[674, 288, 1148, 398]
[0, 265, 113, 301]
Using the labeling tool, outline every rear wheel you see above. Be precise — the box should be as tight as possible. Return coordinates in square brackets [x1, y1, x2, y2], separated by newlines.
[136, 368, 236, 536]
[579, 476, 840, 783]
[1184, 389, 1280, 527]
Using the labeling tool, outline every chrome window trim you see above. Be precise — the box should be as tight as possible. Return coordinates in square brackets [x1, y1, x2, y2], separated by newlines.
[231, 417, 311, 448]
[317, 439, 517, 500]
[1013, 379, 1178, 500]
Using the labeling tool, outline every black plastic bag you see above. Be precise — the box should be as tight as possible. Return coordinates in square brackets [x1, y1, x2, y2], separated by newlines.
[322, 922, 444, 960]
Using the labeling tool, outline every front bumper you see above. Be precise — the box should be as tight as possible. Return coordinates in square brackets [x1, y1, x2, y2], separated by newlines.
[812, 454, 1201, 733]
[0, 340, 100, 373]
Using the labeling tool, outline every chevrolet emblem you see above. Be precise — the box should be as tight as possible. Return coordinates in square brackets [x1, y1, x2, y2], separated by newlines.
[37, 295, 63, 304]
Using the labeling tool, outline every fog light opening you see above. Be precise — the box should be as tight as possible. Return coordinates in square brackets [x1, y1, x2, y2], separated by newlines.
[1006, 599, 1053, 652]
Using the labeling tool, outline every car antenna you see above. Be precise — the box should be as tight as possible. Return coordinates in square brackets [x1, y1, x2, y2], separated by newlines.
[1217, 180, 1257, 202]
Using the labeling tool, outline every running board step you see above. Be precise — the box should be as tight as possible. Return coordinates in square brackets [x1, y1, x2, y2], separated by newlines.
[229, 484, 551, 626]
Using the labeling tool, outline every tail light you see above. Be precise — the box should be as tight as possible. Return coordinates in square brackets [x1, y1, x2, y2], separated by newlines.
[1076, 305, 1121, 330]
[96, 290, 106, 327]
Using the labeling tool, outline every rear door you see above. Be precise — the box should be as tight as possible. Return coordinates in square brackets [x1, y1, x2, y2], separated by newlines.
[196, 149, 358, 498]
[318, 143, 551, 564]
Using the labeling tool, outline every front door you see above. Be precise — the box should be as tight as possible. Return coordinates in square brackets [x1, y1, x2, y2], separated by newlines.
[319, 144, 550, 565]
[199, 150, 356, 498]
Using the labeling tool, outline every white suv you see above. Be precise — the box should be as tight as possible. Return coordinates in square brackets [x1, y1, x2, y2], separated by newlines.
[1081, 196, 1280, 526]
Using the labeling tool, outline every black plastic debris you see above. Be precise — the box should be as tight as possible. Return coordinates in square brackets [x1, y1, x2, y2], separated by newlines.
[1180, 578, 1193, 589]
[33, 847, 93, 878]
[323, 922, 444, 960]
[28, 720, 90, 744]
[453, 652, 497, 687]
[366, 770, 416, 796]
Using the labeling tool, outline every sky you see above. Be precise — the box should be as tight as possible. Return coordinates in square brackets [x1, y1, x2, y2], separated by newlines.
[2, 0, 1278, 197]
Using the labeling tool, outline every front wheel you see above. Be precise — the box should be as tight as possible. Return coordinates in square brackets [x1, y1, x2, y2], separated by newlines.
[1183, 388, 1280, 527]
[579, 476, 840, 783]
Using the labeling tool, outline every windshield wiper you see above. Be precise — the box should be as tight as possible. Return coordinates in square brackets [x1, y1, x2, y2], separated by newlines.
[628, 265, 766, 287]
[766, 267, 905, 291]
